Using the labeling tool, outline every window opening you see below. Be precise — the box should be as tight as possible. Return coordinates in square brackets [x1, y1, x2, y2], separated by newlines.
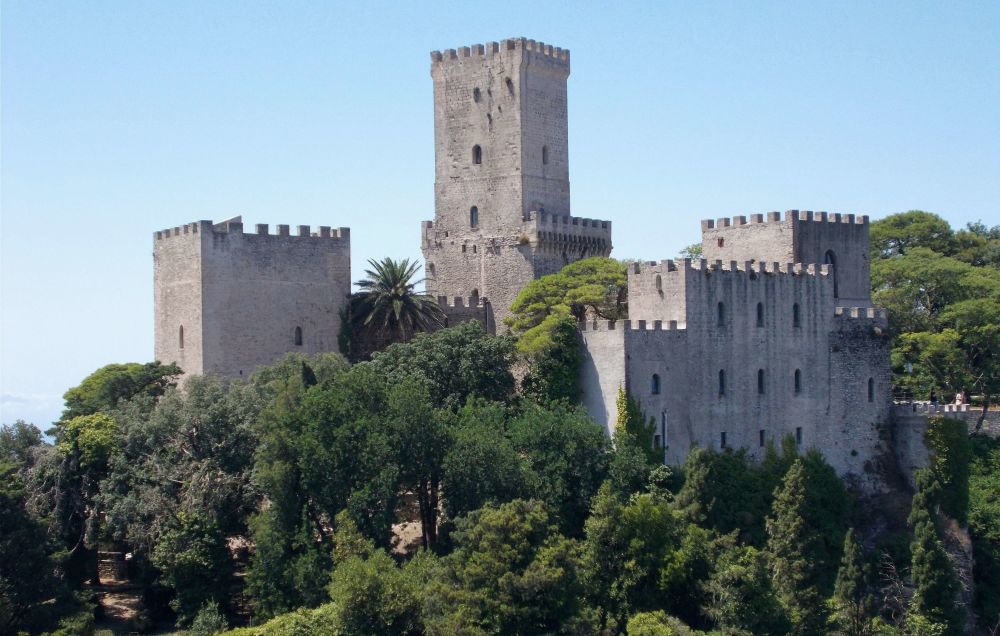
[470, 206, 479, 228]
[824, 250, 838, 298]
[294, 326, 303, 346]
[717, 302, 725, 326]
[757, 369, 765, 394]
[655, 274, 662, 292]
[793, 303, 801, 327]
[472, 87, 481, 102]
[718, 370, 726, 396]
[651, 374, 661, 395]
[759, 429, 765, 447]
[794, 369, 802, 394]
[542, 145, 549, 165]
[795, 426, 803, 445]
[472, 145, 482, 165]
[756, 302, 764, 327]
[721, 431, 727, 449]
[868, 378, 875, 402]
[179, 325, 184, 349]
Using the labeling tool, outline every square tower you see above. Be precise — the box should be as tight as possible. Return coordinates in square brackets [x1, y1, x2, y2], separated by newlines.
[154, 217, 351, 379]
[422, 38, 611, 328]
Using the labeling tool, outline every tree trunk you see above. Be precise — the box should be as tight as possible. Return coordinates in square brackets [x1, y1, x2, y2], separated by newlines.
[417, 480, 430, 550]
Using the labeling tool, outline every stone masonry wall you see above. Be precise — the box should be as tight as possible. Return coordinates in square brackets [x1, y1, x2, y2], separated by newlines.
[154, 218, 350, 380]
[154, 223, 206, 375]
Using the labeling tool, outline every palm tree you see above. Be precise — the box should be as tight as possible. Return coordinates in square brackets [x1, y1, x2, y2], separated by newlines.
[349, 257, 446, 346]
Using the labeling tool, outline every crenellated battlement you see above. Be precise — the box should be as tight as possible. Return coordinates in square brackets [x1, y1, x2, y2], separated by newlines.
[630, 258, 831, 277]
[155, 218, 350, 242]
[579, 319, 686, 332]
[430, 37, 569, 64]
[436, 295, 489, 309]
[834, 306, 889, 329]
[523, 210, 612, 253]
[700, 209, 869, 231]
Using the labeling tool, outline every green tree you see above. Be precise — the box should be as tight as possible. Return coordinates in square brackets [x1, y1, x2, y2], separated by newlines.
[151, 511, 233, 626]
[349, 257, 446, 347]
[507, 402, 610, 534]
[829, 528, 875, 636]
[968, 434, 1000, 628]
[60, 361, 181, 420]
[424, 499, 593, 634]
[923, 417, 971, 524]
[625, 610, 695, 636]
[190, 600, 230, 636]
[367, 320, 516, 410]
[908, 471, 963, 635]
[520, 314, 583, 403]
[766, 459, 840, 634]
[703, 543, 789, 635]
[870, 211, 955, 259]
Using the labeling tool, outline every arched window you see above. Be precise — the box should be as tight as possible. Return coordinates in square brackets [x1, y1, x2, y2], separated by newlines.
[472, 87, 481, 102]
[471, 288, 479, 305]
[717, 302, 725, 326]
[655, 274, 663, 293]
[868, 378, 875, 402]
[756, 302, 764, 327]
[794, 369, 802, 394]
[542, 145, 549, 165]
[505, 77, 514, 95]
[824, 250, 838, 298]
[179, 325, 184, 349]
[757, 369, 766, 394]
[793, 303, 801, 327]
[470, 206, 479, 228]
[472, 145, 482, 165]
[718, 370, 726, 396]
[651, 374, 661, 395]
[294, 326, 303, 346]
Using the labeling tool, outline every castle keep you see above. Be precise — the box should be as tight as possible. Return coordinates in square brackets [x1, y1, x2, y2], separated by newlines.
[422, 38, 612, 328]
[580, 212, 891, 477]
[154, 36, 983, 482]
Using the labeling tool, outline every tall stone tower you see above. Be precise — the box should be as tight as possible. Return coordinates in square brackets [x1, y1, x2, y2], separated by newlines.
[422, 37, 612, 329]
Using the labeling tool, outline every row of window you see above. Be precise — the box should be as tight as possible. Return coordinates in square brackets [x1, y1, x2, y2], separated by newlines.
[471, 78, 515, 104]
[177, 325, 304, 349]
[471, 144, 549, 166]
[713, 301, 803, 327]
[721, 426, 804, 450]
[650, 370, 875, 401]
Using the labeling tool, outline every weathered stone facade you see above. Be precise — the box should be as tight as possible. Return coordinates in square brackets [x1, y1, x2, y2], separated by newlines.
[580, 214, 892, 479]
[422, 38, 612, 330]
[154, 217, 350, 379]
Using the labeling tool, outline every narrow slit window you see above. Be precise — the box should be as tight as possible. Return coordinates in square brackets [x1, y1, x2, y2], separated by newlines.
[718, 370, 726, 396]
[825, 250, 838, 298]
[759, 429, 765, 447]
[655, 274, 663, 292]
[179, 325, 184, 349]
[794, 369, 802, 394]
[793, 303, 801, 327]
[756, 302, 764, 327]
[868, 378, 875, 402]
[294, 326, 303, 346]
[542, 145, 549, 165]
[757, 369, 765, 394]
[720, 431, 727, 449]
[470, 206, 479, 228]
[796, 426, 803, 445]
[472, 145, 482, 165]
[651, 374, 661, 395]
[717, 302, 725, 326]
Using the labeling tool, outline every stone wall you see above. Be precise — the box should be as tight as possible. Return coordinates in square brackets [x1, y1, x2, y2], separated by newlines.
[580, 254, 891, 479]
[702, 211, 872, 307]
[154, 218, 350, 379]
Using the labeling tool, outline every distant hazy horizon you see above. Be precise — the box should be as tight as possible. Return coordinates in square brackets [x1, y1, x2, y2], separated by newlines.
[2, 1, 998, 427]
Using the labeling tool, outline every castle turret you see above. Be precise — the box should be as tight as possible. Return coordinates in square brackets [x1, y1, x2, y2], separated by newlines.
[422, 38, 612, 329]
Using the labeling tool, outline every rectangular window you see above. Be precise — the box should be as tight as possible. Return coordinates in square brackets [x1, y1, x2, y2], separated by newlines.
[653, 434, 661, 449]
[759, 429, 765, 447]
[795, 427, 803, 445]
[720, 431, 727, 449]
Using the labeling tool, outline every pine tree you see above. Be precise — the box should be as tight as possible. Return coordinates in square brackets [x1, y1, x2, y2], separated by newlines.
[830, 528, 873, 636]
[908, 472, 964, 635]
[766, 459, 828, 634]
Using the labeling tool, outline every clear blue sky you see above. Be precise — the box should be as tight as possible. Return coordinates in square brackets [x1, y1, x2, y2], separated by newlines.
[2, 1, 998, 427]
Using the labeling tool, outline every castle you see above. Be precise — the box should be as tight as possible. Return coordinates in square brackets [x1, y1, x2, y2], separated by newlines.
[153, 37, 989, 482]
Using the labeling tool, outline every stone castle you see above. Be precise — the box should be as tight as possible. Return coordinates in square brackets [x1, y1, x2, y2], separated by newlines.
[154, 37, 992, 482]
